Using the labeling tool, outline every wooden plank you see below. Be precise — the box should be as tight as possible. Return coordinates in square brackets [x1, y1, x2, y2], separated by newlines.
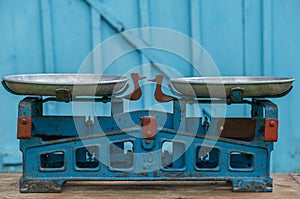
[84, 0, 173, 80]
[91, 8, 102, 73]
[0, 174, 299, 198]
[201, 0, 244, 76]
[0, 0, 17, 73]
[148, 0, 192, 78]
[291, 174, 300, 185]
[242, 0, 246, 76]
[51, 0, 91, 73]
[243, 0, 263, 76]
[262, 0, 273, 75]
[12, 1, 44, 73]
[40, 0, 55, 73]
[84, 0, 125, 32]
[190, 0, 202, 77]
[139, 0, 151, 109]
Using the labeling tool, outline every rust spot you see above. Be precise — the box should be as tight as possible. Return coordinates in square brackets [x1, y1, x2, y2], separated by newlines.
[217, 118, 256, 139]
[264, 180, 273, 188]
[172, 172, 184, 178]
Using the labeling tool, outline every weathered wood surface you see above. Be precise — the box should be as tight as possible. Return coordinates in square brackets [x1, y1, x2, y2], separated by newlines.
[0, 174, 299, 199]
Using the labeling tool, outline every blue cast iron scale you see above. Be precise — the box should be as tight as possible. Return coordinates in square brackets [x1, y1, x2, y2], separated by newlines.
[1, 74, 294, 193]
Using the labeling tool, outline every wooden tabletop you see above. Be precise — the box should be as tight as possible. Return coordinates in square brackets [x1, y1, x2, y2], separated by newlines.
[0, 174, 299, 199]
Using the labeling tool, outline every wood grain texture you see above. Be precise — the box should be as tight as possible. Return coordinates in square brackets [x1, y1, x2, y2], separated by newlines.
[0, 174, 299, 199]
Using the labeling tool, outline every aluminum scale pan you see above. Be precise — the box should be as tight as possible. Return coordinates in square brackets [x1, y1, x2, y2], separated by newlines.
[170, 76, 294, 98]
[2, 74, 128, 96]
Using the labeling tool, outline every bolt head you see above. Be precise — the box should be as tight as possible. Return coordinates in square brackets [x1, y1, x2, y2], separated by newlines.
[269, 120, 276, 127]
[21, 118, 27, 125]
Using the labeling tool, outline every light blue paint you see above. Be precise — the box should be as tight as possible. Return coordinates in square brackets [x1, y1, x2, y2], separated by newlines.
[0, 0, 299, 173]
[271, 0, 300, 173]
[243, 0, 263, 76]
[40, 0, 55, 73]
[262, 0, 273, 76]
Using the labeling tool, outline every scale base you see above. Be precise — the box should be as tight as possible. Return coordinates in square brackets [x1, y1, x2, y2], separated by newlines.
[17, 97, 277, 193]
[20, 179, 64, 193]
[19, 178, 272, 193]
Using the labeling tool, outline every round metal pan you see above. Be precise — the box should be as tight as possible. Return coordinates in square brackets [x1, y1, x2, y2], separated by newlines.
[2, 74, 128, 96]
[170, 76, 295, 98]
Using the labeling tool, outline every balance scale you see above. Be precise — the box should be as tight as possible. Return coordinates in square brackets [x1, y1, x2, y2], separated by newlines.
[2, 73, 294, 193]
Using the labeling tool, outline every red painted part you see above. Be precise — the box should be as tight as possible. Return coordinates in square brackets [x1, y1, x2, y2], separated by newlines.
[125, 73, 146, 101]
[149, 75, 174, 102]
[264, 118, 278, 142]
[17, 116, 32, 139]
[141, 116, 157, 139]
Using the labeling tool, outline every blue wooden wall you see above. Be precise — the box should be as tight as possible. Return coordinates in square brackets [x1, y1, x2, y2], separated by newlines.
[0, 0, 299, 172]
